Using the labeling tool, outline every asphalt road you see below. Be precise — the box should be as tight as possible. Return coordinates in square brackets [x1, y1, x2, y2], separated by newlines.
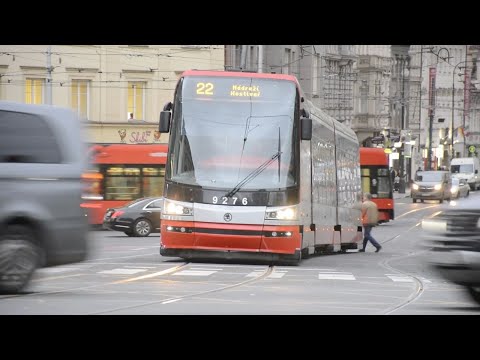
[1, 193, 479, 314]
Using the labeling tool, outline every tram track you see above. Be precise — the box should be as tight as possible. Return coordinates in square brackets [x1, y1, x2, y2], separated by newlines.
[0, 262, 191, 301]
[375, 208, 443, 314]
[87, 264, 275, 315]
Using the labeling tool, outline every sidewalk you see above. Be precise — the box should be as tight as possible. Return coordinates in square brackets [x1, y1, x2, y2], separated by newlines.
[393, 189, 411, 200]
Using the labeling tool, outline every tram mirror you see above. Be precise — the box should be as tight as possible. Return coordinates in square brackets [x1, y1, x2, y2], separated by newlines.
[159, 111, 171, 133]
[301, 117, 312, 140]
[163, 102, 173, 111]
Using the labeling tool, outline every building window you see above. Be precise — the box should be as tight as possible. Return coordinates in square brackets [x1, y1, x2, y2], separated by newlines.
[360, 83, 368, 114]
[25, 78, 44, 104]
[71, 79, 89, 119]
[127, 81, 145, 120]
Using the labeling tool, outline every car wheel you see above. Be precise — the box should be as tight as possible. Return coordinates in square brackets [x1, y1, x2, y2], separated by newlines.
[124, 231, 135, 237]
[412, 198, 416, 203]
[439, 198, 444, 203]
[0, 225, 40, 294]
[133, 219, 152, 237]
[467, 286, 480, 305]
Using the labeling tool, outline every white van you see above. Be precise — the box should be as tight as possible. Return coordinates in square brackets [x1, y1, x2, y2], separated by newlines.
[450, 157, 480, 190]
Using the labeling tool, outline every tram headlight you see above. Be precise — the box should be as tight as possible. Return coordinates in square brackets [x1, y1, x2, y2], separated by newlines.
[265, 205, 297, 220]
[163, 199, 193, 216]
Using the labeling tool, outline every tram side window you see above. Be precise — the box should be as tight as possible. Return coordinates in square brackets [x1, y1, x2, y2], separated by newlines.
[142, 167, 165, 197]
[105, 166, 141, 200]
[376, 168, 391, 198]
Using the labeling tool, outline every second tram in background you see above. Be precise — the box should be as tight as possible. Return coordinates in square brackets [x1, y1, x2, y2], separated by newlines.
[359, 147, 394, 223]
[157, 70, 363, 264]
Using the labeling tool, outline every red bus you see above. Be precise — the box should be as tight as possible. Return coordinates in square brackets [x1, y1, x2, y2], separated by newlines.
[81, 144, 168, 225]
[359, 147, 394, 222]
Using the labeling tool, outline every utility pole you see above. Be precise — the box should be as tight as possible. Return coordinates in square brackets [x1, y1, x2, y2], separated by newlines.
[399, 56, 406, 193]
[427, 67, 437, 170]
[418, 46, 423, 169]
[463, 45, 468, 157]
[46, 45, 52, 105]
[258, 45, 264, 73]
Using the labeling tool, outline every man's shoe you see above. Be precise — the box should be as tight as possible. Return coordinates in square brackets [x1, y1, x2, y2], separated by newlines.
[358, 249, 365, 252]
[375, 246, 382, 253]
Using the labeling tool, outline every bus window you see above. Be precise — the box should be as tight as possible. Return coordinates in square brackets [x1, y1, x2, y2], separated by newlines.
[142, 167, 165, 197]
[105, 166, 141, 201]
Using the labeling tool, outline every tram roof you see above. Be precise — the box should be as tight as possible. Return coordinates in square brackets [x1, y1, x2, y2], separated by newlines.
[359, 147, 389, 166]
[181, 70, 300, 87]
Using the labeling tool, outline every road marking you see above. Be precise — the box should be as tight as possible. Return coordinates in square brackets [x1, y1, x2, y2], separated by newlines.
[396, 205, 438, 219]
[114, 265, 186, 284]
[37, 267, 81, 274]
[99, 268, 148, 275]
[246, 270, 265, 278]
[173, 270, 217, 276]
[123, 266, 157, 269]
[386, 274, 414, 282]
[267, 271, 286, 279]
[189, 267, 224, 271]
[318, 272, 356, 280]
[162, 298, 182, 305]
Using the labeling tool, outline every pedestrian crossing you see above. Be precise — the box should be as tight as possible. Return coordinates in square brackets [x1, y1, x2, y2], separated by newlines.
[37, 265, 434, 283]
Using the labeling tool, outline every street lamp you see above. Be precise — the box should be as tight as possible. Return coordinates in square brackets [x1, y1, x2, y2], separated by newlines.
[451, 60, 467, 163]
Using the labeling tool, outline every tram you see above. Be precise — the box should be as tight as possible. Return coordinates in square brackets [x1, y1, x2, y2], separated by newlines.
[158, 70, 362, 264]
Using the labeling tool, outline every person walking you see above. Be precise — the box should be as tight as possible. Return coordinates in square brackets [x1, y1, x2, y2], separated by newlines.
[359, 192, 382, 253]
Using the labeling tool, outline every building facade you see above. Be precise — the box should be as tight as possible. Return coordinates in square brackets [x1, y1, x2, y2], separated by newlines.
[0, 45, 224, 144]
[351, 45, 392, 145]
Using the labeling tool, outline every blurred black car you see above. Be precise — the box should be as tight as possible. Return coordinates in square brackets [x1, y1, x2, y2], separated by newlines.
[422, 196, 480, 305]
[103, 197, 163, 237]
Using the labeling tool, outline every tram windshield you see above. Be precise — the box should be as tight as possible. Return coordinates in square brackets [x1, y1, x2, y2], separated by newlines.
[167, 76, 298, 190]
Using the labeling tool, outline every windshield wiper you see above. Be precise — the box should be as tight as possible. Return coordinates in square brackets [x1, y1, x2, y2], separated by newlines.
[225, 151, 282, 199]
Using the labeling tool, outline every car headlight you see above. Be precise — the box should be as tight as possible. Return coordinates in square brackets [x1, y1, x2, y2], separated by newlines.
[265, 205, 297, 220]
[434, 184, 442, 190]
[422, 219, 447, 233]
[163, 199, 193, 216]
[450, 186, 458, 193]
[412, 184, 419, 190]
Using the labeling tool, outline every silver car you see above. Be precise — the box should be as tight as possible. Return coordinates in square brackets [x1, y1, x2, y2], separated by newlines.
[0, 101, 89, 294]
[450, 178, 470, 199]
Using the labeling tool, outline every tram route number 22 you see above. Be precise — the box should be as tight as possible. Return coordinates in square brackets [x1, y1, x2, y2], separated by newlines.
[196, 82, 214, 95]
[213, 196, 248, 205]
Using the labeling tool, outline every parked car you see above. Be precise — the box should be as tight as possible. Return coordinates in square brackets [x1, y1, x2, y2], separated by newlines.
[422, 195, 480, 305]
[103, 197, 163, 237]
[0, 101, 89, 294]
[450, 178, 470, 199]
